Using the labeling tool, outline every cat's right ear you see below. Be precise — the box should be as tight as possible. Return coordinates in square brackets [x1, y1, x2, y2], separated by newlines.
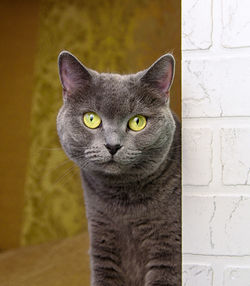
[58, 51, 92, 97]
[140, 54, 175, 101]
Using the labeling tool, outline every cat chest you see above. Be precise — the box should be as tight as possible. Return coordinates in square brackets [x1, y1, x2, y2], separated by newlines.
[118, 217, 165, 285]
[119, 222, 147, 285]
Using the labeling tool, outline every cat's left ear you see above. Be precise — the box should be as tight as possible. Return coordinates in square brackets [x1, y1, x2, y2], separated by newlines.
[141, 54, 175, 99]
[58, 51, 92, 97]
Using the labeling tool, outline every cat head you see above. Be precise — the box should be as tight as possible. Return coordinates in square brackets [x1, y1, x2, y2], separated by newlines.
[57, 51, 176, 179]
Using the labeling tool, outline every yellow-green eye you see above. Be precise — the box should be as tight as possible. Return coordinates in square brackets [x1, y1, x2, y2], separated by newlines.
[128, 115, 147, 131]
[83, 112, 101, 129]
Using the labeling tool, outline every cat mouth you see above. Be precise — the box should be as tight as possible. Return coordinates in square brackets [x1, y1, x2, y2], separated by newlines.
[102, 157, 122, 166]
[94, 155, 129, 168]
[97, 158, 124, 174]
[106, 157, 118, 164]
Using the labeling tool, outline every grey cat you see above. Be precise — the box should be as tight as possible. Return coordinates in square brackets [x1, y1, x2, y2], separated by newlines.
[57, 51, 181, 286]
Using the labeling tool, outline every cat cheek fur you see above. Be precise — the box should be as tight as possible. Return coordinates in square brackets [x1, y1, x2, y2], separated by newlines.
[134, 116, 175, 152]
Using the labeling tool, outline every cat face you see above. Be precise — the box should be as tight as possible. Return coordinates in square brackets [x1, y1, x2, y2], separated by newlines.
[57, 52, 176, 178]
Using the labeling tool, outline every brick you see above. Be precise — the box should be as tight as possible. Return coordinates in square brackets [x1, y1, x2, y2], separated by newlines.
[222, 0, 250, 48]
[224, 267, 250, 286]
[183, 196, 250, 255]
[182, 196, 215, 253]
[182, 0, 212, 50]
[182, 128, 212, 185]
[182, 58, 250, 117]
[221, 128, 250, 185]
[183, 264, 213, 286]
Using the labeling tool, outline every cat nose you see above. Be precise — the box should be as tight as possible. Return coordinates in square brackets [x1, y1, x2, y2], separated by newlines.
[105, 144, 122, 155]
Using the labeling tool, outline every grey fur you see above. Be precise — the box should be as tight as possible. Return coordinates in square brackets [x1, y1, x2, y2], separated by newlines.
[57, 51, 181, 286]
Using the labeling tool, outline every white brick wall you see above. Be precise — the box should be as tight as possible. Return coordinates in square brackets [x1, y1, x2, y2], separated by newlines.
[183, 128, 213, 185]
[222, 0, 250, 48]
[221, 128, 250, 185]
[182, 0, 212, 50]
[182, 0, 250, 285]
[224, 267, 250, 286]
[183, 264, 213, 286]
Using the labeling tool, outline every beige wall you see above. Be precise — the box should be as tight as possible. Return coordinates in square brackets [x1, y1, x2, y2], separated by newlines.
[0, 0, 180, 251]
[0, 1, 40, 250]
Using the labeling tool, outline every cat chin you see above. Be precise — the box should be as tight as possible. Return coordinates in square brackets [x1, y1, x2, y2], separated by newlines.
[97, 160, 124, 175]
[76, 159, 124, 175]
[101, 166, 122, 175]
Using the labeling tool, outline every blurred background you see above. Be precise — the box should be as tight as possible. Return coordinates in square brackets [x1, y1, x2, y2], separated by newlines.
[0, 0, 180, 284]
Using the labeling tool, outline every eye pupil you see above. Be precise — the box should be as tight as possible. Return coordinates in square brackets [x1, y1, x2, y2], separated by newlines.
[83, 112, 101, 129]
[128, 115, 146, 131]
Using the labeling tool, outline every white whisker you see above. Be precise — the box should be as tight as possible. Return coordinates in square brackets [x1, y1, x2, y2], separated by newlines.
[54, 165, 76, 184]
